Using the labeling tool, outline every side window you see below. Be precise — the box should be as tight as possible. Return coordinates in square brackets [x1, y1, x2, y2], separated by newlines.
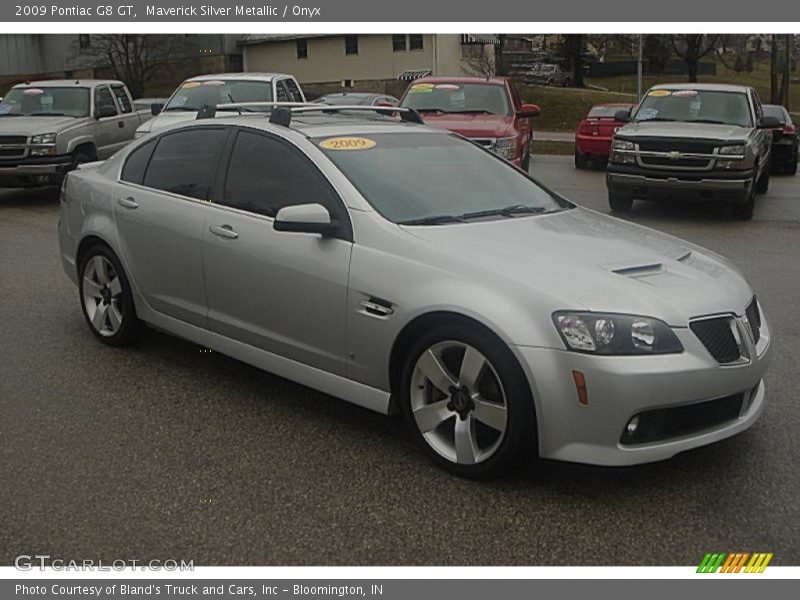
[275, 81, 290, 102]
[142, 128, 226, 200]
[112, 85, 133, 113]
[94, 86, 118, 116]
[121, 139, 157, 185]
[750, 89, 762, 124]
[284, 79, 304, 102]
[222, 130, 341, 219]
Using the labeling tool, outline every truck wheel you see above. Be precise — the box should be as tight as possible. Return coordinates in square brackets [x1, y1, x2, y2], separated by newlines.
[608, 191, 633, 213]
[732, 181, 756, 220]
[70, 148, 94, 171]
[574, 150, 588, 169]
[755, 163, 770, 193]
[789, 153, 798, 176]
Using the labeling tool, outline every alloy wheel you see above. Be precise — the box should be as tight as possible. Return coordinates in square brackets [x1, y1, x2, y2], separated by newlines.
[81, 255, 124, 337]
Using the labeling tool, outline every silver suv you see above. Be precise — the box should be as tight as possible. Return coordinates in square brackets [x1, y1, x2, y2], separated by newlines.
[607, 83, 779, 220]
[59, 104, 770, 477]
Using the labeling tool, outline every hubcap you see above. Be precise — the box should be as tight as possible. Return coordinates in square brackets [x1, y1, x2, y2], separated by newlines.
[410, 341, 508, 465]
[82, 255, 124, 337]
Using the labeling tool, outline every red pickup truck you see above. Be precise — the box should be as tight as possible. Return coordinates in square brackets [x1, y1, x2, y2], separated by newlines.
[399, 76, 540, 171]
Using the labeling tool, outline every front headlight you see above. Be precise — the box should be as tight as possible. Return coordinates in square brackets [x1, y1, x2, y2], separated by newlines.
[715, 144, 748, 170]
[31, 133, 57, 145]
[610, 138, 636, 165]
[718, 144, 746, 155]
[492, 136, 518, 160]
[553, 311, 683, 355]
[612, 139, 635, 151]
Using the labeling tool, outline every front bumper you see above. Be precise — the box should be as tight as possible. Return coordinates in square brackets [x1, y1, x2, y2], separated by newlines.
[516, 312, 771, 466]
[0, 155, 72, 187]
[607, 164, 754, 202]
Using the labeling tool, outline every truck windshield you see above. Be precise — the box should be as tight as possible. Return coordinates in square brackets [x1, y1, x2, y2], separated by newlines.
[0, 87, 90, 118]
[401, 83, 511, 116]
[164, 80, 274, 112]
[634, 89, 752, 127]
[315, 132, 568, 225]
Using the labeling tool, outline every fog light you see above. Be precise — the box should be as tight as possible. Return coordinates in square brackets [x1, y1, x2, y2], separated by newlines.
[626, 415, 640, 436]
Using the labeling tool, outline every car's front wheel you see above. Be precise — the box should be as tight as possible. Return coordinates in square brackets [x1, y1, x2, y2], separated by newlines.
[79, 244, 145, 346]
[400, 322, 536, 478]
[608, 191, 634, 213]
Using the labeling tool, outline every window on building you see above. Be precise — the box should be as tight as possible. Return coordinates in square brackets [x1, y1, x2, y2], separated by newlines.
[392, 34, 407, 52]
[345, 35, 359, 55]
[296, 39, 308, 59]
[409, 34, 424, 51]
[78, 34, 91, 49]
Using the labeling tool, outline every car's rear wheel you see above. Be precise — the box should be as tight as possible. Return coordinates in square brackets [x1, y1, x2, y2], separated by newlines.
[79, 244, 145, 346]
[574, 150, 588, 169]
[608, 191, 634, 213]
[400, 323, 536, 478]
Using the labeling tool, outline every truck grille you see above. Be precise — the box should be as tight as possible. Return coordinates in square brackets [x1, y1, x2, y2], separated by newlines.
[640, 155, 712, 169]
[620, 392, 744, 445]
[637, 140, 717, 154]
[0, 148, 26, 158]
[0, 136, 27, 145]
[745, 297, 761, 344]
[636, 139, 717, 171]
[690, 316, 741, 364]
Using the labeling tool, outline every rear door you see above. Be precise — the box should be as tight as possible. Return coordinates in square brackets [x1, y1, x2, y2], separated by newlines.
[111, 84, 143, 136]
[202, 127, 353, 376]
[113, 127, 227, 326]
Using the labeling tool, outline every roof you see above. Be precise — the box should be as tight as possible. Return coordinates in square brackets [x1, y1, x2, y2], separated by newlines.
[184, 72, 291, 82]
[14, 79, 123, 88]
[318, 92, 388, 99]
[411, 76, 510, 86]
[650, 82, 750, 93]
[238, 34, 329, 46]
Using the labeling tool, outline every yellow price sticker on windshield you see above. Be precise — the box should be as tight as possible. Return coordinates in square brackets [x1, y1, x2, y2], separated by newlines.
[319, 137, 377, 151]
[648, 89, 672, 97]
[182, 81, 201, 89]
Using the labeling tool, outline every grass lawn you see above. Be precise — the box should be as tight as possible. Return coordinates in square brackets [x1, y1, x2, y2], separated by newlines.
[521, 59, 799, 133]
[532, 140, 575, 156]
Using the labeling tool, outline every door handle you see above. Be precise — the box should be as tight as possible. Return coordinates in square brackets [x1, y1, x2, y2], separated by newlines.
[116, 196, 138, 209]
[209, 224, 239, 240]
[118, 121, 125, 128]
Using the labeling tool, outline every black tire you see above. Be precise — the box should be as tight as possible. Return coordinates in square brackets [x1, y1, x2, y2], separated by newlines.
[70, 147, 95, 171]
[78, 244, 146, 346]
[608, 191, 634, 213]
[399, 321, 537, 479]
[521, 149, 531, 173]
[731, 180, 756, 221]
[789, 153, 798, 176]
[574, 150, 588, 169]
[755, 162, 770, 193]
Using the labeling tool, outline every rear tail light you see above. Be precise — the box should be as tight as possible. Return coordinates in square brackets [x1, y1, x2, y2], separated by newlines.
[578, 120, 594, 135]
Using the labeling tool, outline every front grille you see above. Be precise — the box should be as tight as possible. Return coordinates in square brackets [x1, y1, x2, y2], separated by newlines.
[640, 155, 712, 169]
[0, 136, 27, 145]
[620, 393, 744, 445]
[745, 297, 761, 344]
[637, 139, 717, 154]
[0, 148, 25, 158]
[690, 317, 741, 364]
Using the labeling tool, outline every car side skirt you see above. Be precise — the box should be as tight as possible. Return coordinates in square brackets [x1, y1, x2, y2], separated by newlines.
[137, 300, 392, 415]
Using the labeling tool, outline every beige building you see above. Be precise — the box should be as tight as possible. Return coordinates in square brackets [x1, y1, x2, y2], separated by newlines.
[240, 34, 497, 98]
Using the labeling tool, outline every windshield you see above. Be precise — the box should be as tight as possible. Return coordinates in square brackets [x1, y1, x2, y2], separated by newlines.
[401, 82, 511, 116]
[316, 132, 568, 225]
[164, 79, 274, 112]
[0, 87, 89, 117]
[634, 89, 752, 127]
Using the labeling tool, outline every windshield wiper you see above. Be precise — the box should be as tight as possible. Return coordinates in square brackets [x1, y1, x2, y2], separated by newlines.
[450, 109, 494, 115]
[687, 119, 729, 125]
[461, 204, 547, 220]
[30, 112, 67, 116]
[635, 117, 676, 122]
[163, 106, 198, 112]
[0, 113, 23, 117]
[415, 108, 449, 114]
[398, 214, 465, 225]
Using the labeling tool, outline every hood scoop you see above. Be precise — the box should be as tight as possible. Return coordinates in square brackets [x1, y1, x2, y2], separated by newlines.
[612, 263, 664, 277]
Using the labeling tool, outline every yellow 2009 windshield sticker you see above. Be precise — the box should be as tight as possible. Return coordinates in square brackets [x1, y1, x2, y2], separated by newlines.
[182, 81, 201, 89]
[648, 89, 672, 97]
[319, 137, 377, 151]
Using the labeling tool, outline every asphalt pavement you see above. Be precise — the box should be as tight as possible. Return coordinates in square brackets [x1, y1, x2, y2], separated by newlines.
[1, 157, 798, 566]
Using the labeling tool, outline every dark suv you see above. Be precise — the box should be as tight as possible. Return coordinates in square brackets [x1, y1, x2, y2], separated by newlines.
[606, 83, 780, 220]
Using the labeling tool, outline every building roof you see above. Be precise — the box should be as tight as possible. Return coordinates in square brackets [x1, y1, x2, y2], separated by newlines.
[238, 34, 329, 46]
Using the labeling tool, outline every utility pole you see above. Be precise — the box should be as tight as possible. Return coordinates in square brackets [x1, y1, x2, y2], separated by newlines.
[782, 34, 791, 111]
[637, 34, 644, 101]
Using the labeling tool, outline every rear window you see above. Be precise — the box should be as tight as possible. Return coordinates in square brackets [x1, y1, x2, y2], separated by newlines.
[588, 106, 627, 118]
[762, 105, 787, 123]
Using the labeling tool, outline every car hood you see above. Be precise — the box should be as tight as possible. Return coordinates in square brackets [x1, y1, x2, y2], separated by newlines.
[617, 120, 751, 142]
[419, 113, 515, 139]
[0, 115, 84, 135]
[138, 111, 197, 133]
[402, 207, 753, 326]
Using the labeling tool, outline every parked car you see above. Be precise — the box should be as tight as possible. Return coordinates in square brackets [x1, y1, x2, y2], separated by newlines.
[762, 104, 798, 175]
[0, 79, 151, 188]
[59, 105, 770, 478]
[316, 92, 399, 107]
[134, 73, 305, 138]
[399, 76, 540, 171]
[607, 84, 779, 220]
[574, 102, 636, 168]
[525, 63, 573, 87]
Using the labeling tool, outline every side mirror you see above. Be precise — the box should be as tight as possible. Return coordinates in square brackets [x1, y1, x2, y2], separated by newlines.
[94, 105, 116, 119]
[518, 103, 540, 118]
[151, 102, 164, 116]
[759, 115, 780, 129]
[614, 109, 632, 122]
[273, 203, 339, 236]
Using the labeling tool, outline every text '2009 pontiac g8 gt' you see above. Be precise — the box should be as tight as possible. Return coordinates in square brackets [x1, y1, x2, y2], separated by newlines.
[58, 105, 771, 478]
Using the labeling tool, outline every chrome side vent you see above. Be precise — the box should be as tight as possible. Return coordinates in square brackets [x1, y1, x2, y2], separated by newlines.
[359, 296, 394, 318]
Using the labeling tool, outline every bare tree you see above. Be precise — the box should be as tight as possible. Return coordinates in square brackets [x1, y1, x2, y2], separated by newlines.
[556, 34, 587, 87]
[669, 34, 719, 82]
[461, 53, 497, 77]
[76, 34, 181, 98]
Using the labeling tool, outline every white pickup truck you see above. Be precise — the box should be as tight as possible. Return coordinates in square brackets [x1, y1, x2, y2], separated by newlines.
[0, 79, 151, 188]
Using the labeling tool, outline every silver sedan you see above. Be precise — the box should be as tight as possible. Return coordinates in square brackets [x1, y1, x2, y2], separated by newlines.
[58, 106, 771, 478]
